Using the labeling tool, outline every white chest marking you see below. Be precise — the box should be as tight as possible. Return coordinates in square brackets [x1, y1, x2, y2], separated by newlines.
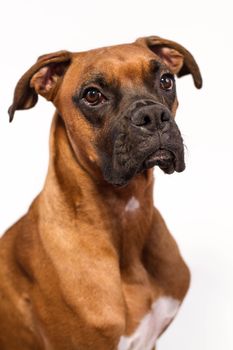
[125, 197, 140, 212]
[118, 296, 180, 350]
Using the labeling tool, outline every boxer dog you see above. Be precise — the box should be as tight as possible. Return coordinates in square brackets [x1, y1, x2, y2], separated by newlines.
[0, 36, 202, 350]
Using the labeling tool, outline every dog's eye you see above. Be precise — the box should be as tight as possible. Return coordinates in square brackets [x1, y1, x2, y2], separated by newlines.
[83, 88, 105, 106]
[160, 74, 174, 91]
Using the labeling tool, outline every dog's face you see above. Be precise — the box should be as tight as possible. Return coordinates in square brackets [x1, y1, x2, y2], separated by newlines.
[66, 46, 185, 186]
[9, 36, 202, 186]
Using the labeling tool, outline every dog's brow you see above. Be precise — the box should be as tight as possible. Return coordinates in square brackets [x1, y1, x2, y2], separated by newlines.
[84, 73, 109, 89]
[149, 59, 162, 73]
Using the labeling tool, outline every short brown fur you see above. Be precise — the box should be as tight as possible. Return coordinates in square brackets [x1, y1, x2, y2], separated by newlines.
[0, 36, 201, 350]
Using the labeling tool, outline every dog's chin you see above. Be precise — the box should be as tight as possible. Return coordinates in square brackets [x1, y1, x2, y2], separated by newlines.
[103, 168, 137, 187]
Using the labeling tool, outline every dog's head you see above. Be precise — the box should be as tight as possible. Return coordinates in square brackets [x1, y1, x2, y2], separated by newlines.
[9, 36, 202, 186]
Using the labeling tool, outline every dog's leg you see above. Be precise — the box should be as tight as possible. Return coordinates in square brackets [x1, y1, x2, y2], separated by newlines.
[141, 207, 190, 343]
[143, 207, 190, 301]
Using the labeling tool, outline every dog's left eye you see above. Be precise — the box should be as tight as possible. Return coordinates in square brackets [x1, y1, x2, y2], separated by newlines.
[160, 74, 175, 91]
[83, 88, 106, 106]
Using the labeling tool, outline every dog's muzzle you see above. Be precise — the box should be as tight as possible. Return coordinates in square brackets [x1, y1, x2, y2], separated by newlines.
[101, 99, 185, 186]
[126, 99, 185, 174]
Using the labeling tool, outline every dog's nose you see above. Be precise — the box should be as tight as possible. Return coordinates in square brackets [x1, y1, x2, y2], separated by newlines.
[130, 104, 171, 131]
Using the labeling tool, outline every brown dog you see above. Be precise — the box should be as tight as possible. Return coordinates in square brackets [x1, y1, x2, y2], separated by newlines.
[0, 36, 202, 350]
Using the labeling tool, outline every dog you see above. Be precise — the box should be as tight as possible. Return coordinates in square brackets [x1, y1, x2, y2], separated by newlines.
[0, 35, 202, 350]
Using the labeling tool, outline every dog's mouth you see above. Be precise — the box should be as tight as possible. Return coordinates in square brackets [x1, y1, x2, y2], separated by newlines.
[144, 149, 185, 174]
[100, 146, 185, 186]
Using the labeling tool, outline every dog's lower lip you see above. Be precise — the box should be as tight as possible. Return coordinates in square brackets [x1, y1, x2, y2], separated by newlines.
[144, 149, 175, 170]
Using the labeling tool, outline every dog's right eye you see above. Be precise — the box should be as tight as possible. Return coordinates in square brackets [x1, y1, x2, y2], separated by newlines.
[83, 87, 106, 106]
[160, 73, 175, 91]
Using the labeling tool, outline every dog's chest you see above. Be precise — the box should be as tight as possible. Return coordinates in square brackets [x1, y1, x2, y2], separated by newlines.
[118, 296, 180, 350]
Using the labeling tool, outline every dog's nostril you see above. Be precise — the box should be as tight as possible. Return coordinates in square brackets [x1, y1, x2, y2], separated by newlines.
[131, 113, 151, 127]
[161, 111, 170, 122]
[143, 115, 151, 125]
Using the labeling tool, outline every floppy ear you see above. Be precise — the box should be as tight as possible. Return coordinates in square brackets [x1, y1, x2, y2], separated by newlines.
[8, 50, 72, 122]
[135, 36, 202, 89]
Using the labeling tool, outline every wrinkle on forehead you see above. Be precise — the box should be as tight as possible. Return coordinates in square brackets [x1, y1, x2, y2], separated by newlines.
[71, 44, 159, 85]
[84, 61, 146, 85]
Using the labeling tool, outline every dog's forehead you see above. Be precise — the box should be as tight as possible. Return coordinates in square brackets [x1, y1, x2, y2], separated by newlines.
[70, 43, 160, 84]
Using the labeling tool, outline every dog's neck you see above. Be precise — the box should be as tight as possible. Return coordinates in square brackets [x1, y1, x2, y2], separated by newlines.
[41, 113, 155, 265]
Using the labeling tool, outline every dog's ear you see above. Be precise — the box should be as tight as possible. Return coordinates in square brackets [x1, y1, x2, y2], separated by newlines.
[135, 36, 202, 89]
[8, 50, 72, 122]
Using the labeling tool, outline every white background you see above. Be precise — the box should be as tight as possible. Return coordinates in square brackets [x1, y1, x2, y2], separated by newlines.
[0, 1, 232, 349]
